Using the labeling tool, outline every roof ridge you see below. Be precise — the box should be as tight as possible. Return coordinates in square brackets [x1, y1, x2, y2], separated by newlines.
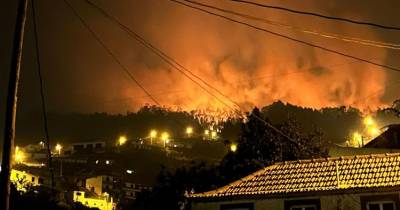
[276, 152, 400, 165]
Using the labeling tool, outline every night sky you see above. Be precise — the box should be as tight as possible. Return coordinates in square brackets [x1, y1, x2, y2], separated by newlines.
[1, 0, 400, 116]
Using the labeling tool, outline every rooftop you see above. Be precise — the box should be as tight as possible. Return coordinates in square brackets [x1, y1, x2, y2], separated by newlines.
[190, 153, 400, 199]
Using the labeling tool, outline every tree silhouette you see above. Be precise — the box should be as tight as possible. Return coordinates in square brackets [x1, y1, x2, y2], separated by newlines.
[219, 107, 328, 184]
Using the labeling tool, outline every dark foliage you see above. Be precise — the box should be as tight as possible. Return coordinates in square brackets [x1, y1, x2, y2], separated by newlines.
[9, 184, 95, 210]
[219, 108, 328, 183]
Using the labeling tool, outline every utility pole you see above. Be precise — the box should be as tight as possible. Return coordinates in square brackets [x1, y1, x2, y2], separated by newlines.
[0, 1, 29, 210]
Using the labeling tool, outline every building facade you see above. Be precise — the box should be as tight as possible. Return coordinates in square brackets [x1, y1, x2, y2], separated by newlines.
[122, 182, 152, 200]
[191, 153, 400, 210]
[10, 169, 43, 192]
[73, 191, 115, 210]
[85, 175, 115, 195]
[72, 141, 106, 154]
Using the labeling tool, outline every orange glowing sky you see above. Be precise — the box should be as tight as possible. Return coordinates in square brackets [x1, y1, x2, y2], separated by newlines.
[1, 0, 400, 114]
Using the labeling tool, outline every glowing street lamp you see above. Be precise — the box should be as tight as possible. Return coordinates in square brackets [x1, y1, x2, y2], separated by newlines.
[211, 131, 217, 139]
[230, 143, 237, 152]
[15, 146, 25, 163]
[186, 126, 193, 138]
[363, 116, 374, 126]
[150, 130, 157, 144]
[15, 152, 25, 163]
[39, 141, 45, 149]
[118, 135, 127, 146]
[368, 126, 380, 137]
[161, 132, 170, 148]
[55, 144, 62, 155]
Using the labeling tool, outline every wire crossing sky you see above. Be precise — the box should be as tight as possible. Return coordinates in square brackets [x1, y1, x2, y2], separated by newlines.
[230, 0, 400, 31]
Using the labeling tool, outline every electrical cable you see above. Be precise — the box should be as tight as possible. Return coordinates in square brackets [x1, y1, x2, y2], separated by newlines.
[31, 0, 55, 195]
[230, 0, 400, 31]
[62, 0, 161, 106]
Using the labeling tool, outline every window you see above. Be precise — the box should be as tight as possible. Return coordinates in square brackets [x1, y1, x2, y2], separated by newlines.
[285, 199, 320, 210]
[73, 145, 84, 151]
[367, 201, 395, 210]
[361, 194, 399, 210]
[86, 144, 93, 150]
[220, 203, 254, 210]
[31, 177, 35, 182]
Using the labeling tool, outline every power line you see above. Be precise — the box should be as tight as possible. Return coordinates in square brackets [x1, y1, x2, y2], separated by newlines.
[31, 0, 55, 195]
[83, 0, 304, 150]
[64, 0, 233, 133]
[171, 0, 400, 73]
[184, 0, 400, 50]
[82, 0, 238, 112]
[230, 0, 400, 31]
[62, 0, 161, 106]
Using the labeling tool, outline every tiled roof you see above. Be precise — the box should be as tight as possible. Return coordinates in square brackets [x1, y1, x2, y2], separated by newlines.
[190, 153, 400, 199]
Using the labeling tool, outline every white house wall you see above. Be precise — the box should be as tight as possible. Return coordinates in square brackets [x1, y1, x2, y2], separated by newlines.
[192, 192, 400, 210]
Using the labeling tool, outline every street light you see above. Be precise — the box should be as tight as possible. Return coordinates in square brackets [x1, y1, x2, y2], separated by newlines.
[363, 116, 374, 126]
[161, 132, 169, 148]
[39, 141, 45, 149]
[150, 130, 157, 144]
[55, 144, 62, 155]
[211, 131, 217, 139]
[230, 143, 237, 152]
[368, 126, 380, 137]
[118, 135, 127, 146]
[14, 146, 25, 163]
[186, 126, 193, 138]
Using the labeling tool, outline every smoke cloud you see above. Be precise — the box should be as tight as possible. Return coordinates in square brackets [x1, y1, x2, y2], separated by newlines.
[2, 0, 400, 114]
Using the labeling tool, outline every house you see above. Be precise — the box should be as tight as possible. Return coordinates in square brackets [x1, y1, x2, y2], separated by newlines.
[190, 153, 400, 210]
[10, 169, 44, 191]
[85, 175, 115, 195]
[122, 181, 152, 200]
[72, 141, 106, 154]
[83, 173, 152, 201]
[364, 124, 400, 149]
[73, 191, 115, 210]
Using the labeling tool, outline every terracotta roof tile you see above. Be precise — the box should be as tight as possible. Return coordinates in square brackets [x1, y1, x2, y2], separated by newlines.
[190, 153, 400, 199]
